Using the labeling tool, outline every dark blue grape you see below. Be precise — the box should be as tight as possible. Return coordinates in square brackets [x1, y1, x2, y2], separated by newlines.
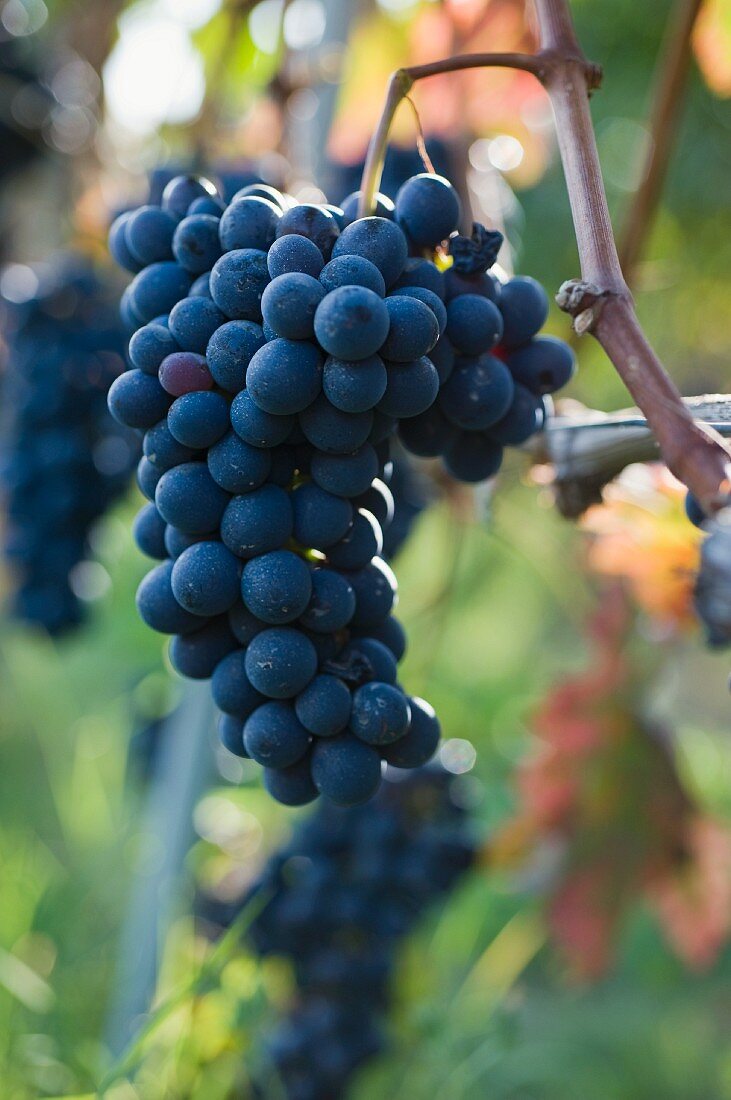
[262, 758, 318, 805]
[446, 294, 503, 355]
[136, 560, 201, 634]
[347, 558, 396, 627]
[326, 636, 397, 686]
[188, 195, 225, 217]
[324, 204, 346, 229]
[228, 602, 266, 646]
[244, 701, 312, 768]
[218, 712, 247, 756]
[428, 332, 457, 385]
[189, 272, 212, 298]
[326, 509, 382, 570]
[443, 433, 503, 483]
[128, 262, 192, 323]
[331, 217, 407, 288]
[144, 420, 196, 470]
[398, 403, 455, 457]
[231, 183, 288, 208]
[162, 174, 218, 218]
[167, 391, 230, 449]
[220, 484, 293, 558]
[206, 319, 266, 393]
[350, 682, 410, 745]
[295, 674, 352, 737]
[168, 296, 225, 353]
[247, 338, 323, 415]
[310, 444, 379, 498]
[212, 649, 265, 718]
[207, 430, 272, 492]
[120, 285, 144, 331]
[299, 395, 373, 455]
[133, 503, 168, 559]
[291, 482, 353, 549]
[392, 256, 445, 299]
[261, 272, 325, 340]
[489, 383, 544, 445]
[497, 275, 549, 347]
[310, 735, 382, 805]
[381, 295, 439, 361]
[109, 212, 143, 273]
[391, 285, 446, 334]
[171, 540, 241, 616]
[353, 616, 406, 661]
[164, 525, 206, 559]
[172, 214, 223, 274]
[241, 550, 313, 624]
[322, 354, 387, 415]
[245, 627, 318, 698]
[299, 568, 356, 632]
[129, 322, 179, 374]
[137, 456, 162, 500]
[169, 615, 237, 679]
[506, 336, 576, 395]
[319, 255, 386, 297]
[354, 479, 394, 528]
[339, 191, 395, 225]
[155, 461, 230, 533]
[314, 286, 390, 361]
[108, 369, 172, 429]
[378, 356, 439, 419]
[439, 354, 514, 431]
[394, 174, 460, 248]
[219, 195, 281, 252]
[125, 205, 177, 265]
[444, 268, 499, 303]
[381, 696, 440, 767]
[275, 204, 340, 257]
[210, 248, 270, 320]
[369, 410, 398, 446]
[230, 388, 294, 448]
[267, 233, 324, 279]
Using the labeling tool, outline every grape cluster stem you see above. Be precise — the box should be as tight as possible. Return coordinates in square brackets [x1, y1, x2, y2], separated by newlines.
[358, 0, 731, 518]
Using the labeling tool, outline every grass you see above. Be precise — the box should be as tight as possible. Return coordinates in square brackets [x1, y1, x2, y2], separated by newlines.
[0, 480, 729, 1098]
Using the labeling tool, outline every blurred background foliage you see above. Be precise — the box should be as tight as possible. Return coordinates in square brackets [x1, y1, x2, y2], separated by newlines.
[0, 0, 730, 1097]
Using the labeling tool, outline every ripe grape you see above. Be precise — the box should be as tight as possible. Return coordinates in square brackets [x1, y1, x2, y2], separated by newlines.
[394, 173, 461, 247]
[172, 213, 222, 273]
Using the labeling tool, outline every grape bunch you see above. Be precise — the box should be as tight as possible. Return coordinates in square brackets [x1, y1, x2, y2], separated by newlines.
[107, 169, 571, 807]
[1, 257, 138, 634]
[395, 216, 577, 482]
[198, 764, 475, 1100]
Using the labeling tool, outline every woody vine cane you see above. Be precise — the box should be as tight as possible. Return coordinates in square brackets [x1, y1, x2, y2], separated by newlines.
[358, 0, 731, 518]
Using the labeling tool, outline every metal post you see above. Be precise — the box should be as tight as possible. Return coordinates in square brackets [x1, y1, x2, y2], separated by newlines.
[105, 680, 217, 1056]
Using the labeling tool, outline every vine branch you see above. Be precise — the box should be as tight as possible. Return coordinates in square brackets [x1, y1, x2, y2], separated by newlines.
[358, 0, 731, 516]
